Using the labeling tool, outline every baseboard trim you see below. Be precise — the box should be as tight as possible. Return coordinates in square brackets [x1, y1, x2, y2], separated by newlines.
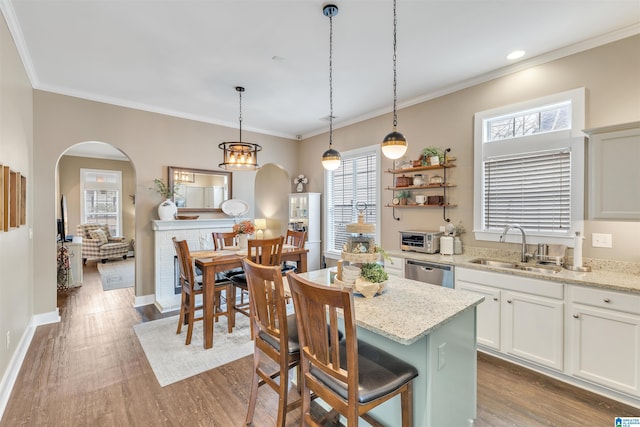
[134, 294, 155, 307]
[0, 308, 60, 420]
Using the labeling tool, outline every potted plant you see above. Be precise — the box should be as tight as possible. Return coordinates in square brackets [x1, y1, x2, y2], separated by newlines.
[355, 263, 389, 298]
[396, 190, 411, 205]
[421, 147, 445, 166]
[153, 178, 179, 220]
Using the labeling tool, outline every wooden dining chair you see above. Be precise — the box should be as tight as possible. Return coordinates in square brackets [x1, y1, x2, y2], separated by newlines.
[212, 231, 244, 278]
[287, 271, 419, 427]
[240, 258, 301, 427]
[230, 236, 284, 329]
[172, 237, 232, 345]
[281, 229, 306, 275]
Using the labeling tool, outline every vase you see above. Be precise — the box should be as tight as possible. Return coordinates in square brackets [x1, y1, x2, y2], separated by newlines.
[238, 233, 248, 250]
[158, 199, 177, 221]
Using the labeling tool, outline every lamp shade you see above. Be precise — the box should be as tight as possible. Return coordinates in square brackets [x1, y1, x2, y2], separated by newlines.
[322, 148, 341, 171]
[254, 218, 267, 230]
[381, 130, 408, 159]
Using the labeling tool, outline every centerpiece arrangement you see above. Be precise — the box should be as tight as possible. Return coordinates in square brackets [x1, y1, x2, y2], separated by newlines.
[334, 204, 389, 298]
[233, 220, 255, 250]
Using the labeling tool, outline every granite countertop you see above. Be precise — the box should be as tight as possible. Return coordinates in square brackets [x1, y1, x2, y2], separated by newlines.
[298, 269, 484, 346]
[387, 249, 640, 294]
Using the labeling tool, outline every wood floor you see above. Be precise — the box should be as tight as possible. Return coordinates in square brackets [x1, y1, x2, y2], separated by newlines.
[1, 263, 637, 426]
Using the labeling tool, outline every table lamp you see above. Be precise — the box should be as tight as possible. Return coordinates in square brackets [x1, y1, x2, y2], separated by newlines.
[254, 218, 267, 239]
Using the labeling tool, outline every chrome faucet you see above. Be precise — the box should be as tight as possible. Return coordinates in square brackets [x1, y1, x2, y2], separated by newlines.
[499, 224, 529, 262]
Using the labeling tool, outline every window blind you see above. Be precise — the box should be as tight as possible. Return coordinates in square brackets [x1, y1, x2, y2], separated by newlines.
[327, 151, 377, 253]
[483, 151, 571, 233]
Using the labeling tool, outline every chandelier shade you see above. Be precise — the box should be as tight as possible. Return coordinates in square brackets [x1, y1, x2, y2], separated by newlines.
[219, 86, 262, 171]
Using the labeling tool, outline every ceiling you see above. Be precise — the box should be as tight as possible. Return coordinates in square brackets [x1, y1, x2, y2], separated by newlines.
[3, 0, 640, 144]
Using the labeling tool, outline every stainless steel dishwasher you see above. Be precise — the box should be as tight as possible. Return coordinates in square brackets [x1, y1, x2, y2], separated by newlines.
[405, 259, 455, 288]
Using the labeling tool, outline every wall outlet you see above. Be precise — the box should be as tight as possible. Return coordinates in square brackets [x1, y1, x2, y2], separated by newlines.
[6, 331, 10, 349]
[592, 233, 613, 248]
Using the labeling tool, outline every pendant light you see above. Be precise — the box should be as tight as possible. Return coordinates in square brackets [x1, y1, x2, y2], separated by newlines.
[381, 0, 408, 160]
[219, 86, 262, 171]
[321, 4, 341, 171]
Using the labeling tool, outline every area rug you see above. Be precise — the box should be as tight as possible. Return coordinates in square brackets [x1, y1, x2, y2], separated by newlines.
[97, 258, 135, 291]
[133, 313, 253, 387]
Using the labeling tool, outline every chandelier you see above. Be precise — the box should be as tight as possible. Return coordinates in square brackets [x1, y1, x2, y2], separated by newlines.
[219, 86, 262, 170]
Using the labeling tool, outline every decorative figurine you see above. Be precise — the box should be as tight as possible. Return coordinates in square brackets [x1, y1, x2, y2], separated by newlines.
[293, 174, 308, 193]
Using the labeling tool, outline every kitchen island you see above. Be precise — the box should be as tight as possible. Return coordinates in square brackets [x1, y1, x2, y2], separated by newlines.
[298, 269, 484, 427]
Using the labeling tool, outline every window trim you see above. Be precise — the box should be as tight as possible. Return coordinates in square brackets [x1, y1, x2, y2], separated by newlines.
[80, 168, 123, 236]
[473, 88, 585, 246]
[323, 144, 381, 260]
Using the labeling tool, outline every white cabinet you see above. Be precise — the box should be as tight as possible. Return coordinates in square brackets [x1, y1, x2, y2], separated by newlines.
[568, 285, 640, 397]
[384, 256, 404, 278]
[288, 193, 321, 271]
[456, 281, 501, 350]
[502, 290, 564, 370]
[585, 121, 640, 220]
[456, 268, 564, 371]
[58, 242, 83, 287]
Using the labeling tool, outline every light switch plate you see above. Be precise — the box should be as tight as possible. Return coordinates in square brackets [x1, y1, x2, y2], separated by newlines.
[592, 233, 613, 248]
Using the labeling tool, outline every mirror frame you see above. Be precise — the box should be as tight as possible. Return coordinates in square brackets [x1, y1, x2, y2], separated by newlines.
[168, 166, 232, 213]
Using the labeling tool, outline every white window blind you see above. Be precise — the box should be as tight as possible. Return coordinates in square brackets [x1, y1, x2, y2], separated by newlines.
[326, 150, 378, 254]
[483, 151, 571, 233]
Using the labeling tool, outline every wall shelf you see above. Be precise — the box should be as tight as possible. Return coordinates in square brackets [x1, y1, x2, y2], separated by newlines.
[385, 148, 456, 221]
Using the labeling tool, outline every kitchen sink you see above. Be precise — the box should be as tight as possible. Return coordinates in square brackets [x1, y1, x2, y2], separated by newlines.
[468, 258, 518, 268]
[468, 258, 561, 274]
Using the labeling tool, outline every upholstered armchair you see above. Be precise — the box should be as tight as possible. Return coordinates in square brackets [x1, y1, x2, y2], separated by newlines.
[76, 224, 129, 264]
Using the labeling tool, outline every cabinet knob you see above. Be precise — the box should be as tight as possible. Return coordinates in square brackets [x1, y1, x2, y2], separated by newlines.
[493, 297, 499, 301]
[603, 298, 611, 303]
[507, 299, 512, 304]
[573, 314, 579, 319]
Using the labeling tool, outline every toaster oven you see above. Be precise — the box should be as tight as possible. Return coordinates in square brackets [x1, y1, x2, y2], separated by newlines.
[400, 230, 443, 254]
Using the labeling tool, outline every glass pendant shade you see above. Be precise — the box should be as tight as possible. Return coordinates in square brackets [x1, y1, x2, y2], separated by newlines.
[381, 130, 408, 159]
[322, 147, 341, 171]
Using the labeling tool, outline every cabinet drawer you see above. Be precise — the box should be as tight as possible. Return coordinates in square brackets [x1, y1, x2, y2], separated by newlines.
[570, 285, 640, 315]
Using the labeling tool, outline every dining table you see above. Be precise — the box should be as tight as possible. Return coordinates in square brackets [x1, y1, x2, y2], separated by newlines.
[193, 245, 308, 349]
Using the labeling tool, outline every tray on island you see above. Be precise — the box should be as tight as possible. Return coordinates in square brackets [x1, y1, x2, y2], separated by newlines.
[334, 277, 387, 298]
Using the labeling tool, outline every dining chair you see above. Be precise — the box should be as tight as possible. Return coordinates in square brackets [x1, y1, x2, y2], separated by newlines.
[281, 229, 306, 275]
[230, 236, 284, 329]
[287, 271, 419, 426]
[212, 231, 244, 279]
[172, 237, 232, 345]
[240, 258, 301, 427]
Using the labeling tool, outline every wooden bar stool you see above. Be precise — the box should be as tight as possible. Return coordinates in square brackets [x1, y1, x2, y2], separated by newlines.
[287, 271, 419, 426]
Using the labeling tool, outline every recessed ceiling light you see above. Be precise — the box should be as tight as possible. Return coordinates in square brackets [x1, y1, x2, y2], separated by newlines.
[507, 50, 525, 60]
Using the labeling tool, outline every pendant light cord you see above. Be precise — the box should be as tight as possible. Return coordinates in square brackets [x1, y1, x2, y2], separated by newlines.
[392, 0, 398, 129]
[329, 11, 334, 148]
[238, 88, 243, 142]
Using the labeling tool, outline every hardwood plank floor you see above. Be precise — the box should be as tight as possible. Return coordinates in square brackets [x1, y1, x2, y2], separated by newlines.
[1, 263, 637, 426]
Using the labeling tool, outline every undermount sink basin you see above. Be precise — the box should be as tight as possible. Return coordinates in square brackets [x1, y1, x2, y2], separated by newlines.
[468, 258, 518, 269]
[468, 258, 561, 274]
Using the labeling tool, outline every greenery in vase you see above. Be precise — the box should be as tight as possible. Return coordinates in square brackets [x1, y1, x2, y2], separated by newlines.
[396, 190, 411, 200]
[421, 146, 445, 164]
[153, 178, 178, 199]
[360, 263, 388, 283]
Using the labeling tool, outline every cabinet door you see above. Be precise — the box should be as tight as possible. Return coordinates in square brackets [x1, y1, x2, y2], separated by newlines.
[457, 281, 501, 350]
[502, 291, 564, 371]
[568, 303, 640, 396]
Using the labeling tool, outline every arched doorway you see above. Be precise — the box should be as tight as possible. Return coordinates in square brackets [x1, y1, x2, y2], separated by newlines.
[254, 163, 290, 238]
[56, 141, 136, 298]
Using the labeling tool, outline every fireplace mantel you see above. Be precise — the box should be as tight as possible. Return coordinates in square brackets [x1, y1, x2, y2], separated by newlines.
[152, 218, 244, 312]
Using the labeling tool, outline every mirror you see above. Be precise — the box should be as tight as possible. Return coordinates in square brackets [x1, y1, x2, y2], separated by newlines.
[168, 166, 232, 213]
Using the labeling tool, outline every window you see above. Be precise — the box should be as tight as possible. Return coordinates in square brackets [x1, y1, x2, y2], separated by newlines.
[474, 88, 585, 245]
[325, 145, 381, 258]
[80, 169, 122, 236]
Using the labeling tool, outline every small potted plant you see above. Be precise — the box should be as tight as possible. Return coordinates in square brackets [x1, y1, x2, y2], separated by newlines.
[421, 147, 445, 166]
[396, 190, 411, 205]
[355, 263, 389, 298]
[153, 178, 179, 220]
